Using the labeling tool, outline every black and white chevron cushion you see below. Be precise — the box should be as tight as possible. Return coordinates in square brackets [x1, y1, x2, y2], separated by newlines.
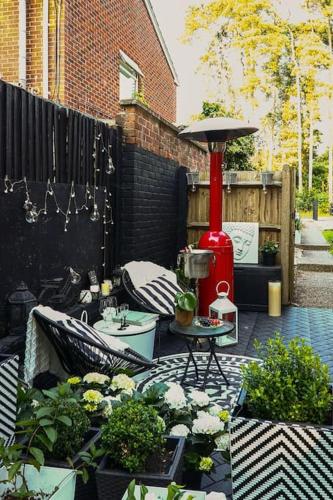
[59, 318, 128, 353]
[133, 275, 182, 315]
[0, 355, 19, 447]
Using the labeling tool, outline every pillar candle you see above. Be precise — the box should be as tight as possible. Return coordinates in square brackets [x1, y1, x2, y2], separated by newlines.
[268, 281, 281, 317]
[101, 282, 110, 297]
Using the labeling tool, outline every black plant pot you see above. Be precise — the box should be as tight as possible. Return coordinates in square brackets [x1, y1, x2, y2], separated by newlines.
[261, 252, 276, 266]
[44, 427, 101, 500]
[96, 436, 185, 500]
[182, 469, 203, 490]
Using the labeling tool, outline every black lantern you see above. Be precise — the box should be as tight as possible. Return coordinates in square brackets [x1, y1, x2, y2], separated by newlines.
[7, 282, 38, 335]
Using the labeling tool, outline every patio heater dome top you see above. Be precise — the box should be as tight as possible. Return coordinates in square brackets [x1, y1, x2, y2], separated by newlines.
[178, 117, 258, 143]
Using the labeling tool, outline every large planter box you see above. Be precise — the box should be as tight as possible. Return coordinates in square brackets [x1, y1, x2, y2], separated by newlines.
[44, 427, 101, 500]
[0, 354, 19, 447]
[96, 436, 185, 500]
[121, 484, 206, 500]
[0, 464, 76, 499]
[230, 390, 333, 499]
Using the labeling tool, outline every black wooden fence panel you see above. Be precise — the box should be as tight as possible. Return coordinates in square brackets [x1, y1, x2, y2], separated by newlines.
[0, 80, 116, 186]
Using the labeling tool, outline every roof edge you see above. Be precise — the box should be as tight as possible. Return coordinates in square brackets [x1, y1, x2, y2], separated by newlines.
[142, 0, 179, 86]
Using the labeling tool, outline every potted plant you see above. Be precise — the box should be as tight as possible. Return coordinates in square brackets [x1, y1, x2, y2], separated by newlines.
[96, 399, 185, 500]
[230, 334, 333, 500]
[259, 240, 279, 266]
[123, 479, 207, 500]
[16, 383, 102, 500]
[175, 292, 197, 326]
[0, 438, 76, 499]
[139, 382, 230, 490]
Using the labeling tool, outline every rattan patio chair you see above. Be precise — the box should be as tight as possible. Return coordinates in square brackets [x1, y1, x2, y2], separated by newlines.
[33, 309, 154, 377]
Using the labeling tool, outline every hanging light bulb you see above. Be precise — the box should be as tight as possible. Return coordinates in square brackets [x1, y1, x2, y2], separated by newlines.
[90, 203, 100, 222]
[69, 267, 81, 284]
[23, 199, 32, 211]
[25, 204, 38, 224]
[106, 156, 115, 175]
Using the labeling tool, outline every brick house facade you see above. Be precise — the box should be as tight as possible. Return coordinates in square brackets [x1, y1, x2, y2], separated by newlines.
[0, 0, 178, 123]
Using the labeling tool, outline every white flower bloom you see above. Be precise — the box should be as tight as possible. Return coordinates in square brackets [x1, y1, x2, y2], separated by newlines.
[192, 414, 224, 436]
[169, 424, 191, 437]
[215, 433, 230, 451]
[164, 386, 187, 410]
[83, 372, 110, 385]
[206, 492, 227, 500]
[145, 494, 157, 500]
[209, 404, 223, 416]
[190, 390, 210, 408]
[121, 388, 134, 396]
[102, 395, 119, 417]
[110, 374, 135, 391]
[31, 400, 40, 408]
[165, 382, 183, 390]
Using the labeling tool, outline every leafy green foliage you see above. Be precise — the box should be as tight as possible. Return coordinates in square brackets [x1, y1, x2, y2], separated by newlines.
[125, 479, 186, 500]
[197, 101, 255, 171]
[259, 240, 279, 255]
[174, 291, 197, 312]
[296, 189, 330, 214]
[241, 334, 332, 424]
[101, 400, 165, 473]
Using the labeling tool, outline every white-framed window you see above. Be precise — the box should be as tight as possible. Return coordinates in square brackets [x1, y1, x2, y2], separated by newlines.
[119, 63, 138, 100]
[119, 50, 143, 101]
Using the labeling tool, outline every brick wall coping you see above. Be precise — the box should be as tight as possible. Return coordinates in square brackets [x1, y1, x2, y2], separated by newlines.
[120, 99, 208, 154]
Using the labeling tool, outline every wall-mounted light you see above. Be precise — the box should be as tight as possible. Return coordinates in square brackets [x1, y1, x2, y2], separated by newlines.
[224, 170, 237, 194]
[261, 171, 274, 195]
[186, 170, 199, 192]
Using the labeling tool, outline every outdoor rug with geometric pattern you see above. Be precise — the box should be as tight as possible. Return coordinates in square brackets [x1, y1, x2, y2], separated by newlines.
[137, 352, 256, 411]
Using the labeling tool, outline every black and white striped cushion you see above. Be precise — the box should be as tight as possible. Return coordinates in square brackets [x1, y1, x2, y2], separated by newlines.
[133, 275, 182, 315]
[59, 318, 128, 353]
[0, 355, 19, 447]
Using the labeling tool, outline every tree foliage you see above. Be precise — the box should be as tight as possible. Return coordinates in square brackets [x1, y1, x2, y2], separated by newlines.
[184, 0, 333, 197]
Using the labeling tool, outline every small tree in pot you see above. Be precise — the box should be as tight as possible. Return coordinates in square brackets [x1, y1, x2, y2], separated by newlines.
[259, 240, 279, 266]
[175, 292, 197, 326]
[96, 399, 185, 500]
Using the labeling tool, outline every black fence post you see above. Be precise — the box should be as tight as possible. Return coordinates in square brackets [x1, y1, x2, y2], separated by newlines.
[312, 200, 318, 221]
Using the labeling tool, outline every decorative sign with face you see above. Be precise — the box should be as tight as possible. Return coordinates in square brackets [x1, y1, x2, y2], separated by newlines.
[222, 222, 259, 264]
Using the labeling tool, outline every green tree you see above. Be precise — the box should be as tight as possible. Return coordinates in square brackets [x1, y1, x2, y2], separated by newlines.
[195, 101, 255, 170]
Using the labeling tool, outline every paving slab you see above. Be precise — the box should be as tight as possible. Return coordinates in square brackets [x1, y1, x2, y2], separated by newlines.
[301, 219, 330, 246]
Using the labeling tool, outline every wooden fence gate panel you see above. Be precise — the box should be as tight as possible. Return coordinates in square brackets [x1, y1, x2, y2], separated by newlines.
[187, 166, 295, 304]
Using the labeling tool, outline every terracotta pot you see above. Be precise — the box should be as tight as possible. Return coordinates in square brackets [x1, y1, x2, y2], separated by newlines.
[175, 308, 194, 326]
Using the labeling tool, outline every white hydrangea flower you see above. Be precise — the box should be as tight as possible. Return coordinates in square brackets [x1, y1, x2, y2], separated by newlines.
[110, 374, 135, 391]
[164, 386, 187, 410]
[208, 404, 223, 416]
[102, 395, 119, 417]
[192, 414, 224, 435]
[206, 492, 227, 500]
[83, 372, 110, 385]
[190, 390, 210, 408]
[31, 400, 40, 408]
[169, 424, 191, 437]
[215, 433, 230, 451]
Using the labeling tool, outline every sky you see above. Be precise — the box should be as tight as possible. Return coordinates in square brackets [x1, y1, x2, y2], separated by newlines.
[150, 0, 330, 148]
[150, 0, 208, 125]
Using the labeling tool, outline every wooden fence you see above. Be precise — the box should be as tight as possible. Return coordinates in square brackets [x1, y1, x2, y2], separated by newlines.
[187, 166, 296, 304]
[0, 80, 119, 186]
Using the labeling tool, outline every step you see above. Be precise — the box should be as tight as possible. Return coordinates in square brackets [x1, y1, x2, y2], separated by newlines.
[295, 243, 330, 251]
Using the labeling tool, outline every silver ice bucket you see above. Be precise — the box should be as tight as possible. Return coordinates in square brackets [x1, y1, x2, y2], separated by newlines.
[180, 250, 214, 279]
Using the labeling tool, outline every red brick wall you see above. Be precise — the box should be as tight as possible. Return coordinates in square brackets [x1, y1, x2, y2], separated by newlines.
[0, 0, 19, 83]
[63, 0, 176, 122]
[0, 0, 176, 122]
[120, 101, 208, 171]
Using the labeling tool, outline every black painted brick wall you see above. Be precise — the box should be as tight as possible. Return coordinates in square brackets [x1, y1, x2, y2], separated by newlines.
[119, 145, 187, 268]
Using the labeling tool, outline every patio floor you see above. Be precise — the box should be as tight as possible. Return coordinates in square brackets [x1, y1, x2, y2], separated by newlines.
[154, 305, 333, 498]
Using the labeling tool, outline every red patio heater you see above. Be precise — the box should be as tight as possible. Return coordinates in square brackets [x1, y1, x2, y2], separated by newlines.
[179, 118, 258, 315]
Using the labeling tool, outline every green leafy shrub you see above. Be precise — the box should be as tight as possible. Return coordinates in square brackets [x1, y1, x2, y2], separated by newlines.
[46, 399, 90, 459]
[101, 400, 165, 472]
[241, 334, 332, 424]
